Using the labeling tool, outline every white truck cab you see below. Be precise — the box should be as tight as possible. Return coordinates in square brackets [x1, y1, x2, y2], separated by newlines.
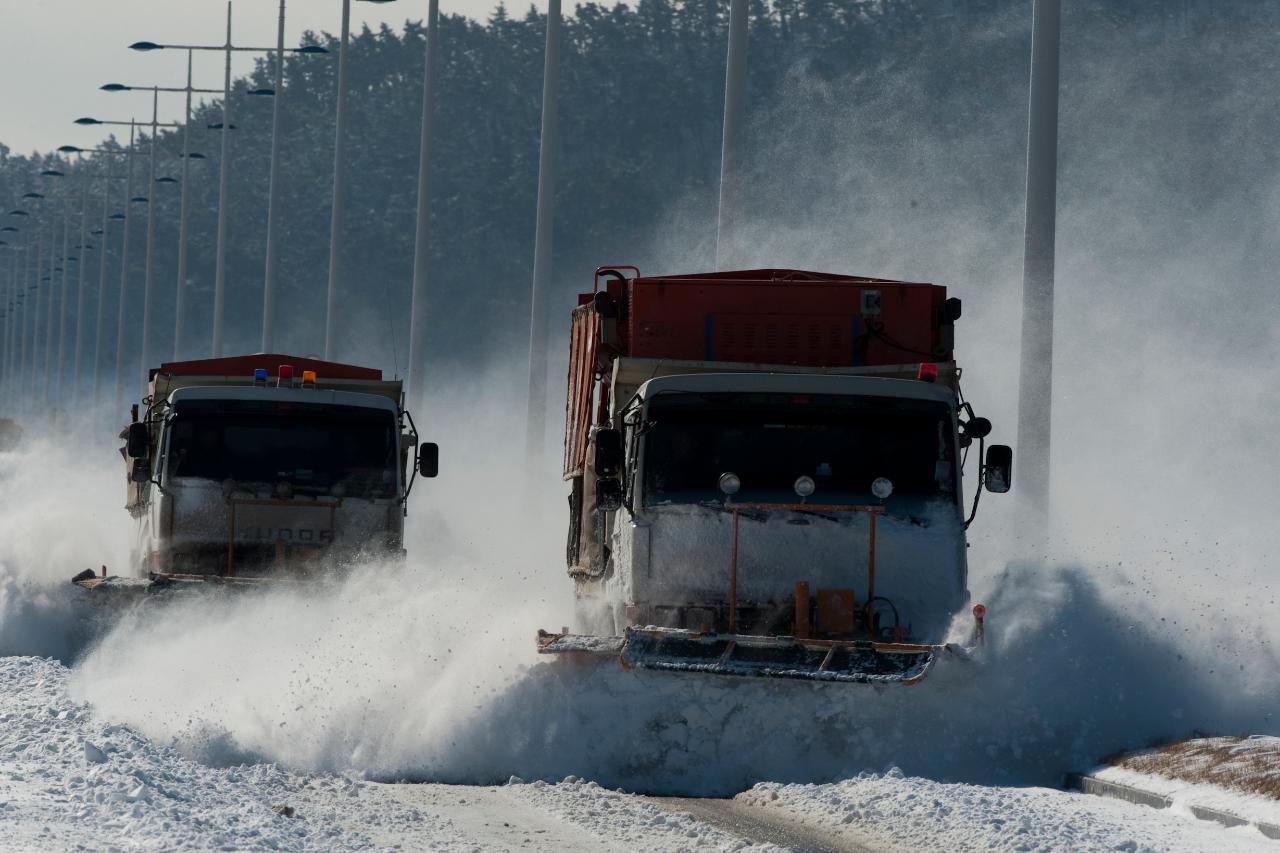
[117, 355, 437, 581]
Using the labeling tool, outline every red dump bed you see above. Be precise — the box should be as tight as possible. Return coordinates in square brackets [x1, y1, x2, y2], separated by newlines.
[603, 268, 949, 366]
[150, 354, 382, 382]
[562, 268, 957, 479]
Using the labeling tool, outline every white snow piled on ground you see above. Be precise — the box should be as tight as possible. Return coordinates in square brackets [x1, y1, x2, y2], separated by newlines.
[63, 557, 1280, 797]
[739, 771, 1279, 852]
[7, 653, 1274, 852]
[0, 655, 766, 851]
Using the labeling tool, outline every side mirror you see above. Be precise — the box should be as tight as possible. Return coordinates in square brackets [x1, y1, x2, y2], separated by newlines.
[126, 422, 149, 459]
[130, 458, 151, 483]
[594, 428, 623, 478]
[984, 444, 1012, 494]
[417, 442, 439, 478]
[596, 478, 623, 512]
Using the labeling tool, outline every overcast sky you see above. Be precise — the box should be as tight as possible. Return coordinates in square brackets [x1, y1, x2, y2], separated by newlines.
[1, 0, 529, 157]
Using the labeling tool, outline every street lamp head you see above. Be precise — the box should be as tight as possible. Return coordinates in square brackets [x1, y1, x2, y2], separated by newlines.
[22, 192, 44, 199]
[57, 145, 84, 153]
[247, 88, 275, 96]
[91, 229, 104, 235]
[40, 170, 65, 177]
[74, 117, 103, 126]
[156, 176, 178, 184]
[0, 226, 18, 232]
[9, 210, 29, 217]
[206, 123, 238, 130]
[295, 45, 330, 54]
[100, 83, 131, 92]
[185, 152, 207, 160]
[129, 41, 164, 51]
[130, 196, 149, 203]
[109, 213, 126, 220]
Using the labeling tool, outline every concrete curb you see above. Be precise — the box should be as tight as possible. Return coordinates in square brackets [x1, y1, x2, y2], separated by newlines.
[1065, 772, 1280, 841]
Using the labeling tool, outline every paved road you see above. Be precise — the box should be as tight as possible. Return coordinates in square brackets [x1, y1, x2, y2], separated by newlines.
[649, 795, 883, 853]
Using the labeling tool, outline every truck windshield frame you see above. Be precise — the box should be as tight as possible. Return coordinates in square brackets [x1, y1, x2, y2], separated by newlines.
[163, 399, 399, 499]
[638, 391, 958, 512]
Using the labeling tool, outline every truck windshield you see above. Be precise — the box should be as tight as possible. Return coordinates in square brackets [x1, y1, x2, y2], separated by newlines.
[166, 400, 398, 498]
[641, 391, 957, 511]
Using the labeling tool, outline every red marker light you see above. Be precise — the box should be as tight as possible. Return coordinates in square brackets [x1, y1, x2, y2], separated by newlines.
[917, 363, 939, 383]
[278, 364, 295, 387]
[972, 603, 986, 619]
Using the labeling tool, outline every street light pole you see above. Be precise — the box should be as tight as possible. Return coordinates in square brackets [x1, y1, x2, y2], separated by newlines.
[323, 0, 354, 360]
[1015, 0, 1062, 545]
[24, 213, 46, 402]
[25, 231, 38, 406]
[174, 51, 195, 359]
[114, 122, 139, 419]
[0, 248, 10, 401]
[71, 165, 91, 405]
[262, 0, 286, 352]
[715, 0, 748, 270]
[92, 152, 116, 410]
[48, 208, 69, 402]
[523, 0, 562, 473]
[141, 88, 160, 386]
[407, 0, 440, 411]
[213, 1, 233, 358]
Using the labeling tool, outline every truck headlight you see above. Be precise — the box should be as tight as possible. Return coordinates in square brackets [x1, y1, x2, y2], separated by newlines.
[793, 475, 816, 498]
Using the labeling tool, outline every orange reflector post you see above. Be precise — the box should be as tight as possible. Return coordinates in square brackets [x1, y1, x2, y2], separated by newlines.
[972, 603, 986, 646]
[301, 370, 317, 388]
[794, 581, 811, 639]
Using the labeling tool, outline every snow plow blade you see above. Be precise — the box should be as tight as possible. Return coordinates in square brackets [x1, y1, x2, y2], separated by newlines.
[71, 568, 302, 604]
[537, 627, 945, 685]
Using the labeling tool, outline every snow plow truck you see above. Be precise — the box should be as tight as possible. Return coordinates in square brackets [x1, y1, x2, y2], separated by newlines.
[537, 267, 1011, 685]
[72, 354, 437, 596]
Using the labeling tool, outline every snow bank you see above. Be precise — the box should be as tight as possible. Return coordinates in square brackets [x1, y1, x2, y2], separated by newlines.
[2, 655, 773, 852]
[0, 655, 411, 850]
[738, 770, 1278, 852]
[65, 554, 1280, 796]
[0, 438, 129, 662]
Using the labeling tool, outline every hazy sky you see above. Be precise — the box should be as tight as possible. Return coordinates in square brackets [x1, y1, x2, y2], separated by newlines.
[1, 0, 529, 156]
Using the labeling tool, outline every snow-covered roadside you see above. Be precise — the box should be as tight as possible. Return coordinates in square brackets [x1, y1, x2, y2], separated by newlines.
[737, 770, 1280, 852]
[1092, 737, 1280, 832]
[0, 656, 764, 851]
